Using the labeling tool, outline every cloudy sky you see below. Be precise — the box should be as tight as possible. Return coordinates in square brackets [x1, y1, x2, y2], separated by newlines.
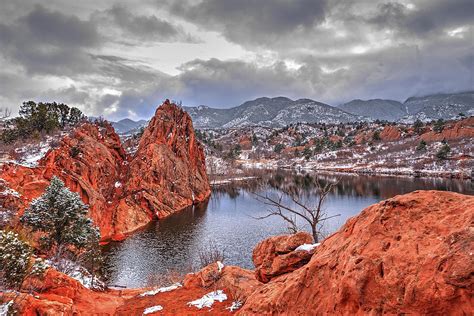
[0, 0, 472, 120]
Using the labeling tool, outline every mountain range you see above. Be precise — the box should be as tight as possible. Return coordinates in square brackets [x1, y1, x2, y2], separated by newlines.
[112, 91, 474, 132]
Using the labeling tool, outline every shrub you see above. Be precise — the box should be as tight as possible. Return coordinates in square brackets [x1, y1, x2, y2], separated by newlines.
[197, 240, 226, 269]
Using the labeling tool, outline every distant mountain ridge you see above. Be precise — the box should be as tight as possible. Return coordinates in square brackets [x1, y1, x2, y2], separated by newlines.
[111, 91, 474, 132]
[338, 99, 406, 121]
[339, 91, 473, 123]
[111, 118, 147, 134]
[184, 97, 365, 129]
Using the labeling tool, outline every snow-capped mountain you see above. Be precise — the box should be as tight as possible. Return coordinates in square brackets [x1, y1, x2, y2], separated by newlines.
[338, 99, 406, 121]
[183, 97, 365, 129]
[111, 118, 148, 134]
[400, 91, 474, 122]
[337, 91, 473, 123]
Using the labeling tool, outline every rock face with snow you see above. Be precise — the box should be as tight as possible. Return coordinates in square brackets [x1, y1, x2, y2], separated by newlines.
[0, 100, 210, 241]
[241, 190, 474, 315]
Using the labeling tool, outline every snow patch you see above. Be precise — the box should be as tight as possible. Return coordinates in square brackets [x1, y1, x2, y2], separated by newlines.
[46, 259, 104, 289]
[295, 243, 320, 252]
[217, 261, 224, 272]
[226, 301, 242, 312]
[143, 305, 163, 314]
[0, 301, 13, 315]
[140, 283, 182, 297]
[187, 290, 227, 309]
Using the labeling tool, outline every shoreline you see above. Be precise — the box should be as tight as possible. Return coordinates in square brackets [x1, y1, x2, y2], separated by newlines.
[210, 164, 473, 183]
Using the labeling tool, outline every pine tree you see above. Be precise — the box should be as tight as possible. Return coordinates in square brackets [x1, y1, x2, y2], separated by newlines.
[436, 141, 451, 160]
[433, 119, 445, 133]
[0, 230, 32, 288]
[416, 140, 427, 151]
[413, 119, 424, 134]
[20, 177, 100, 258]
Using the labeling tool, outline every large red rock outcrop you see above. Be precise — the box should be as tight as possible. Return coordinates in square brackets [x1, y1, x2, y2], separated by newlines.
[380, 125, 401, 141]
[241, 190, 474, 315]
[0, 100, 210, 241]
[252, 232, 314, 283]
[421, 116, 474, 142]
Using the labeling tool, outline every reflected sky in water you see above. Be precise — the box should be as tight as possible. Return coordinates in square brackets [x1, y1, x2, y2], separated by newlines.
[102, 171, 473, 288]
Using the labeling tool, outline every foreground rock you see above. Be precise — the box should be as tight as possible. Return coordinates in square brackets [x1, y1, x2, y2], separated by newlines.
[0, 100, 210, 241]
[252, 232, 314, 283]
[241, 190, 474, 315]
[1, 190, 471, 315]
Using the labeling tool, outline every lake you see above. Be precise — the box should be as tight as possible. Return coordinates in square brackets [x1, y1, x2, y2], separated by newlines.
[102, 171, 474, 288]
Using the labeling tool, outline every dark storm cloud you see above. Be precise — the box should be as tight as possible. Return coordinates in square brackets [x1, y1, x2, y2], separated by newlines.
[366, 0, 474, 38]
[168, 0, 328, 47]
[97, 4, 199, 43]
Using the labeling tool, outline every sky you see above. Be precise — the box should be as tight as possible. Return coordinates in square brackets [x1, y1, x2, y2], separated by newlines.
[0, 0, 472, 120]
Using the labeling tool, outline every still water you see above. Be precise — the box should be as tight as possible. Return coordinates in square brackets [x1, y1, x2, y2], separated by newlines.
[102, 171, 473, 288]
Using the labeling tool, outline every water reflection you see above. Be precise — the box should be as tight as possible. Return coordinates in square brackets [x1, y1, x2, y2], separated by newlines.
[102, 171, 473, 288]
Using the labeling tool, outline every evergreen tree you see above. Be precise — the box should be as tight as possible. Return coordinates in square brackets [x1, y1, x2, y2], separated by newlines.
[372, 130, 381, 141]
[303, 146, 312, 160]
[413, 119, 424, 134]
[20, 177, 100, 258]
[274, 144, 284, 153]
[436, 141, 451, 160]
[0, 230, 47, 289]
[416, 140, 427, 151]
[433, 119, 445, 133]
[252, 133, 258, 146]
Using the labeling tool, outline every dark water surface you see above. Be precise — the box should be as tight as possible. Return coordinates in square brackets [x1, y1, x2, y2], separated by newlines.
[102, 171, 473, 288]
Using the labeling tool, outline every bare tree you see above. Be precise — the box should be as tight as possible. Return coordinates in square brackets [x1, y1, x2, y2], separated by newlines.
[0, 107, 11, 120]
[254, 179, 340, 242]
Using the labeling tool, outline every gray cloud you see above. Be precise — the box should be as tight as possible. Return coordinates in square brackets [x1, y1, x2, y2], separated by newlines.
[97, 4, 199, 43]
[0, 0, 472, 120]
[366, 0, 474, 38]
[0, 4, 100, 76]
[169, 0, 327, 48]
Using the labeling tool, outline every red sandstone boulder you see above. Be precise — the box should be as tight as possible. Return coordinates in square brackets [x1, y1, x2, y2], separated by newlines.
[0, 100, 210, 241]
[240, 190, 474, 315]
[380, 125, 401, 141]
[183, 262, 260, 303]
[252, 232, 314, 283]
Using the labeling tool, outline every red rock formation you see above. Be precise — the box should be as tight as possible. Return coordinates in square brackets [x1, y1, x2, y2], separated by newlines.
[252, 232, 314, 283]
[380, 125, 401, 141]
[421, 116, 474, 142]
[0, 100, 210, 241]
[241, 190, 474, 315]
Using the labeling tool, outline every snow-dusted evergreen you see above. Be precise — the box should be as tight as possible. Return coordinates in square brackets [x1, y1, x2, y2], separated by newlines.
[20, 176, 100, 253]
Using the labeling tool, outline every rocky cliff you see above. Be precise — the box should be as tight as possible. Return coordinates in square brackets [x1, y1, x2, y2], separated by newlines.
[3, 190, 472, 315]
[0, 100, 210, 241]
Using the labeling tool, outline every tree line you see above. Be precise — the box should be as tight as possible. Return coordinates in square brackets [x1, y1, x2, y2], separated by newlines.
[1, 101, 84, 144]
